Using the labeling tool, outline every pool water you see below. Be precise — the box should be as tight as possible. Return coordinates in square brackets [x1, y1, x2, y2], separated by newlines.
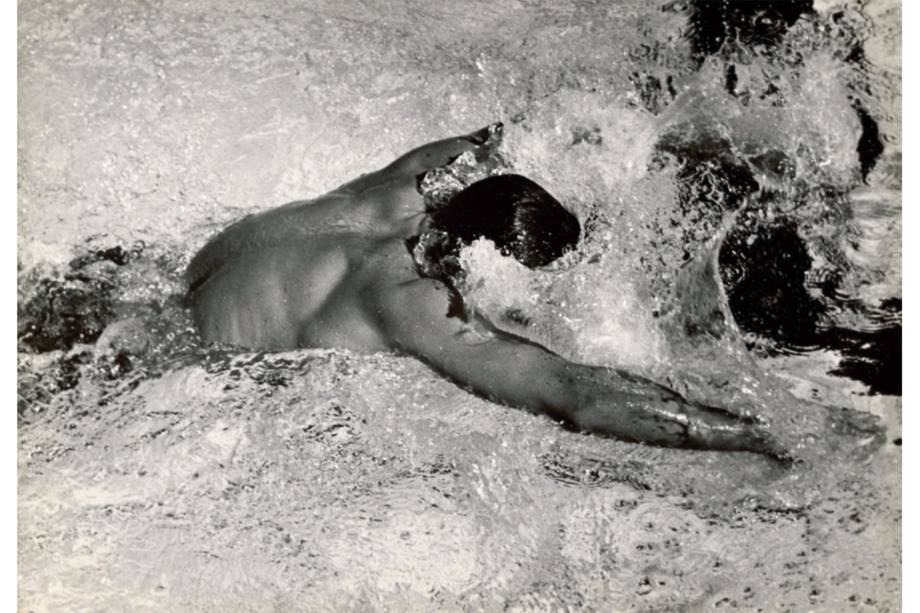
[18, 0, 901, 610]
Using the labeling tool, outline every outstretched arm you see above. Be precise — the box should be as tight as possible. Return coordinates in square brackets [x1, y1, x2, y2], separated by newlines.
[372, 276, 784, 458]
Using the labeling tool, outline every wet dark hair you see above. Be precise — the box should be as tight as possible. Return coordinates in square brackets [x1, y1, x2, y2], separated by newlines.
[411, 174, 581, 279]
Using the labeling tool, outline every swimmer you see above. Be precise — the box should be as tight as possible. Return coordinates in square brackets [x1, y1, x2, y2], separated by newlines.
[186, 124, 785, 457]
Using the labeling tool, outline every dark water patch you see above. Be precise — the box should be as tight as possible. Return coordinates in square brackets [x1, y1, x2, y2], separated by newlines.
[718, 210, 900, 394]
[851, 96, 885, 181]
[18, 249, 129, 417]
[685, 0, 814, 61]
[720, 215, 824, 343]
[18, 243, 147, 353]
[19, 272, 118, 353]
[68, 244, 140, 269]
[821, 324, 901, 396]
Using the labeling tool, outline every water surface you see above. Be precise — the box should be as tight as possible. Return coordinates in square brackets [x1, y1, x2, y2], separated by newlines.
[18, 1, 901, 610]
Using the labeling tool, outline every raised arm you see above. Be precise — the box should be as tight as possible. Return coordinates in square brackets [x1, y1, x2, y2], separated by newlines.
[382, 123, 499, 176]
[372, 275, 785, 458]
[335, 123, 501, 194]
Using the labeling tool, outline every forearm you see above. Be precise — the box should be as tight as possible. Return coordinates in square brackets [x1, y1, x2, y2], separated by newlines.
[423, 335, 580, 422]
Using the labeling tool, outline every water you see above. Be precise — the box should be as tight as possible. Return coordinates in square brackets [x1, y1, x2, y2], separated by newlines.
[18, 1, 901, 610]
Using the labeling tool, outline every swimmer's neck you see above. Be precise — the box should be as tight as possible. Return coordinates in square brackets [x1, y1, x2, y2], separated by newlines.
[372, 196, 429, 237]
[385, 189, 429, 226]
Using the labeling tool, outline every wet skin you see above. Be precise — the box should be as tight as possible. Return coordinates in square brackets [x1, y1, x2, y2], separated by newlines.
[187, 125, 785, 458]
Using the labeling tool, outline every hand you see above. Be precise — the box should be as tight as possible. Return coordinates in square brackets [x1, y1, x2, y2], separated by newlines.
[386, 123, 503, 177]
[572, 378, 788, 459]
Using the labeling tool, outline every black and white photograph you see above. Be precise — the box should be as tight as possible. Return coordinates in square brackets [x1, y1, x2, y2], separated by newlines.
[16, 0, 903, 610]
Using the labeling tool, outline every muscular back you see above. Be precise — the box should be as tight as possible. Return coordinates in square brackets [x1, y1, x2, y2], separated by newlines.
[188, 234, 410, 352]
[185, 182, 420, 298]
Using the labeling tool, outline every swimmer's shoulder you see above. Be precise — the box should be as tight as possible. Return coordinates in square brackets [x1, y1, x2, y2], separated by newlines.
[186, 191, 365, 287]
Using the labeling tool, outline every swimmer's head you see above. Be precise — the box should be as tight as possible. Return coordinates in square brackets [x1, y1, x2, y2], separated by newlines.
[413, 174, 580, 278]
